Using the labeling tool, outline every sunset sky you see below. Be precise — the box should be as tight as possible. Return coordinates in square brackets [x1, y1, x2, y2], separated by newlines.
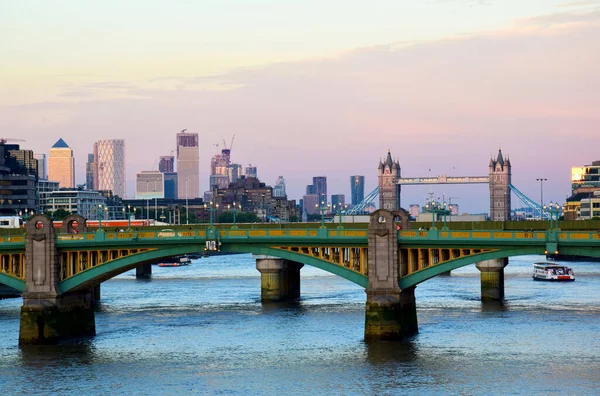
[2, 0, 599, 212]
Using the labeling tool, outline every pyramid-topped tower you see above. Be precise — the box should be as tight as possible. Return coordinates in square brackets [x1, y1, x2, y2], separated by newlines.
[48, 138, 74, 188]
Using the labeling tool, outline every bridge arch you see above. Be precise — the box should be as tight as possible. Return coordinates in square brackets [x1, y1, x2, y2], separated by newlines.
[400, 247, 541, 289]
[59, 244, 368, 293]
[0, 272, 25, 292]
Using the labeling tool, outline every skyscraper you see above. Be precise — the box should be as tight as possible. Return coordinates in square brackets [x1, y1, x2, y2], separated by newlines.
[273, 176, 286, 197]
[245, 164, 257, 179]
[34, 153, 46, 179]
[331, 194, 345, 208]
[313, 176, 327, 204]
[177, 130, 199, 199]
[48, 138, 75, 188]
[350, 175, 365, 205]
[93, 139, 126, 197]
[86, 153, 94, 190]
[159, 156, 174, 173]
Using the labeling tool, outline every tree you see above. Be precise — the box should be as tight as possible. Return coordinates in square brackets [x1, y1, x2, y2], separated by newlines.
[49, 209, 71, 220]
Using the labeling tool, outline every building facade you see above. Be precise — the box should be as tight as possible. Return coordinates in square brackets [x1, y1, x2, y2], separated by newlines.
[93, 139, 126, 198]
[313, 176, 327, 205]
[136, 171, 165, 199]
[37, 179, 60, 213]
[331, 194, 345, 208]
[273, 176, 286, 197]
[43, 190, 106, 219]
[177, 130, 199, 199]
[48, 138, 75, 189]
[488, 149, 512, 221]
[159, 155, 175, 173]
[302, 194, 320, 215]
[245, 165, 257, 179]
[86, 153, 95, 190]
[571, 161, 600, 193]
[34, 153, 46, 180]
[350, 175, 365, 205]
[163, 172, 178, 199]
[378, 150, 401, 211]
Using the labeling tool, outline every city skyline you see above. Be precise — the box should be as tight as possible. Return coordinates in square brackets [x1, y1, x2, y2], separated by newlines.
[3, 1, 599, 212]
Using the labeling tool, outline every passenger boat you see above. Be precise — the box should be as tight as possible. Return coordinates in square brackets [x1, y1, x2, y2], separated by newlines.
[158, 257, 192, 267]
[532, 262, 575, 281]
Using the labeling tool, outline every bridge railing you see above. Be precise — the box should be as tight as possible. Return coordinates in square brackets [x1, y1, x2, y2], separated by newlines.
[399, 229, 600, 243]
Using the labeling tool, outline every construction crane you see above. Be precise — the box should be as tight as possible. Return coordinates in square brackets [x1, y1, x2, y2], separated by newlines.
[222, 134, 236, 151]
[0, 138, 26, 145]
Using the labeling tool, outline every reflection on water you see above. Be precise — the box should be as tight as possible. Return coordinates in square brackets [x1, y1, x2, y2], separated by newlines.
[1, 254, 600, 395]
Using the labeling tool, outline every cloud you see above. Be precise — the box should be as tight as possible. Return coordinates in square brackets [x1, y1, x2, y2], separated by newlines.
[517, 8, 600, 26]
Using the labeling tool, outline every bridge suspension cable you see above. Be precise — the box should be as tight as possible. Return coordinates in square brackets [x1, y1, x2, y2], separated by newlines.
[508, 184, 555, 220]
[345, 187, 379, 215]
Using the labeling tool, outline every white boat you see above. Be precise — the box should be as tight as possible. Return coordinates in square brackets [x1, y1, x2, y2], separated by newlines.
[157, 256, 192, 267]
[532, 262, 575, 281]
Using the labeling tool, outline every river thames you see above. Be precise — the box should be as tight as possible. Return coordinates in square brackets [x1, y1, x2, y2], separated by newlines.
[1, 254, 599, 395]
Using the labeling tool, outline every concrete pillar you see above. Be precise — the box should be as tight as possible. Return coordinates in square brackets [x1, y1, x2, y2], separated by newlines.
[365, 210, 418, 340]
[255, 256, 303, 302]
[475, 258, 508, 302]
[136, 263, 152, 278]
[19, 215, 95, 345]
[92, 285, 101, 303]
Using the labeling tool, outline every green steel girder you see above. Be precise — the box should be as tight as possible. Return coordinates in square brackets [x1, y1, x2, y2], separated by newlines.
[399, 246, 542, 289]
[221, 244, 368, 287]
[58, 242, 369, 293]
[0, 273, 25, 292]
[59, 244, 205, 293]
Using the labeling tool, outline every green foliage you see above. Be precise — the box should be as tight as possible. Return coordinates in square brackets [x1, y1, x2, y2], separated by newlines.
[50, 209, 71, 220]
[218, 211, 261, 223]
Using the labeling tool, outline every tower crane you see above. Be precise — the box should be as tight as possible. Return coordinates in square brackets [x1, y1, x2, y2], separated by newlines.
[222, 134, 236, 151]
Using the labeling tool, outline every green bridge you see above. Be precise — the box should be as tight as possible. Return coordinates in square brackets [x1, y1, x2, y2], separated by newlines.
[2, 211, 599, 345]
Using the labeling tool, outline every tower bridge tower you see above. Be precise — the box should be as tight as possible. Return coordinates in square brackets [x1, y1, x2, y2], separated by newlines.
[489, 148, 511, 221]
[378, 150, 401, 210]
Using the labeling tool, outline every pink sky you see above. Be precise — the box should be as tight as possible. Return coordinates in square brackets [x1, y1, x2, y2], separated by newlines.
[1, 2, 599, 212]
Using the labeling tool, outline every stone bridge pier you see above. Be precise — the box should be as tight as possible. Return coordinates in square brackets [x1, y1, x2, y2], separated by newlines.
[255, 256, 303, 302]
[365, 209, 418, 340]
[476, 258, 508, 301]
[19, 215, 95, 345]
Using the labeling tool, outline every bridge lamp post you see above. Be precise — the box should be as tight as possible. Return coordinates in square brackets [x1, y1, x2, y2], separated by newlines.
[315, 202, 330, 228]
[442, 202, 448, 230]
[96, 204, 108, 230]
[544, 201, 561, 230]
[122, 205, 136, 230]
[536, 178, 547, 219]
[228, 202, 241, 229]
[204, 201, 219, 229]
[333, 204, 347, 229]
[185, 178, 189, 225]
[425, 202, 436, 230]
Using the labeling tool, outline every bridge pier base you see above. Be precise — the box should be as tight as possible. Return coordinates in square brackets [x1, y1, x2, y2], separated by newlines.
[365, 287, 418, 341]
[92, 285, 101, 303]
[476, 258, 508, 301]
[136, 263, 152, 278]
[19, 292, 96, 345]
[255, 256, 303, 302]
[19, 214, 96, 345]
[365, 209, 418, 341]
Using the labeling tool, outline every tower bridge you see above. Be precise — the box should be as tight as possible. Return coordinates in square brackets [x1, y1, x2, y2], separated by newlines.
[1, 209, 599, 345]
[378, 148, 511, 221]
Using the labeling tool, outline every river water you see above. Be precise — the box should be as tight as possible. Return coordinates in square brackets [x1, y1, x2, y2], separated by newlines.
[1, 254, 599, 395]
